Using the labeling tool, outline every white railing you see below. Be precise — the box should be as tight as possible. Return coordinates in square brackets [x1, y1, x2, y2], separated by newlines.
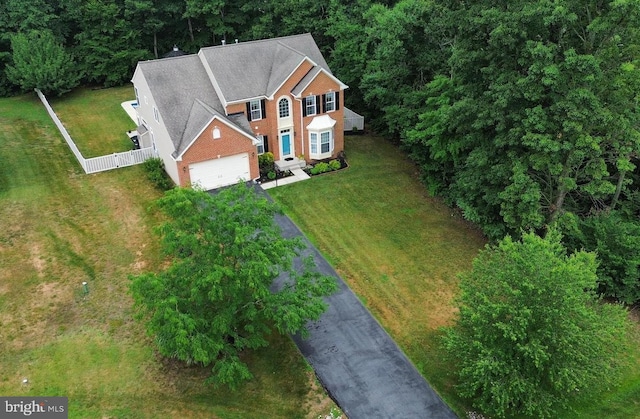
[36, 88, 87, 171]
[36, 88, 155, 174]
[85, 148, 156, 174]
[343, 107, 365, 131]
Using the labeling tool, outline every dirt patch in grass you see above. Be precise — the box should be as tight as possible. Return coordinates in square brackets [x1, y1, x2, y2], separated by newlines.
[303, 370, 343, 419]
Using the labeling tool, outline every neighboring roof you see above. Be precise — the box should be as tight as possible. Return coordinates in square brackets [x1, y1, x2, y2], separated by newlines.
[199, 33, 331, 103]
[164, 45, 186, 58]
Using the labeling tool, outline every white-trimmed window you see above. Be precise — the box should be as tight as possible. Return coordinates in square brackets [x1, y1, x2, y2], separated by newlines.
[250, 99, 262, 121]
[150, 129, 156, 152]
[308, 130, 333, 159]
[212, 127, 221, 139]
[278, 98, 290, 118]
[305, 96, 316, 116]
[134, 87, 140, 105]
[324, 92, 336, 112]
[256, 135, 265, 154]
[153, 106, 159, 122]
[321, 131, 331, 153]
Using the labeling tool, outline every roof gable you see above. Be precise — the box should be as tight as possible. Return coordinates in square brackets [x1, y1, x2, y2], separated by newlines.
[291, 67, 349, 97]
[175, 99, 257, 159]
[199, 33, 333, 103]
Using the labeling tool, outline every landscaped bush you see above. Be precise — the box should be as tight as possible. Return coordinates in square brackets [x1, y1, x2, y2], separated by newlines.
[259, 152, 275, 175]
[143, 157, 173, 191]
[310, 162, 331, 175]
[329, 159, 341, 171]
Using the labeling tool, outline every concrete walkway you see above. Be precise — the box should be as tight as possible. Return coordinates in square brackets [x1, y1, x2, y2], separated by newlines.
[267, 186, 457, 419]
[260, 167, 310, 189]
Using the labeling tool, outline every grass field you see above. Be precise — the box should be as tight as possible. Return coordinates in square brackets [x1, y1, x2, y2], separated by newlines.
[269, 135, 640, 418]
[0, 89, 335, 418]
[50, 87, 138, 157]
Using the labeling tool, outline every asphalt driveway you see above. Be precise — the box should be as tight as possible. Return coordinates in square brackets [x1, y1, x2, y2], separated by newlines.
[266, 187, 457, 419]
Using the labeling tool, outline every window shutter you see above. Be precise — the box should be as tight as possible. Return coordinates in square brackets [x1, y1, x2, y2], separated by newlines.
[246, 102, 252, 121]
[261, 99, 266, 119]
[321, 94, 327, 113]
[315, 95, 321, 115]
[335, 92, 340, 111]
[263, 135, 269, 153]
[302, 100, 308, 117]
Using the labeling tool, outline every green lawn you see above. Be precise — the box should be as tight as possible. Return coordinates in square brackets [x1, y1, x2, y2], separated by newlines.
[269, 135, 640, 418]
[50, 87, 138, 157]
[0, 90, 334, 418]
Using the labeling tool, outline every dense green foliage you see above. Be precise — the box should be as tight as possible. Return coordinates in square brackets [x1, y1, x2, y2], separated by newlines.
[561, 211, 640, 305]
[130, 185, 337, 388]
[142, 157, 174, 191]
[404, 0, 640, 241]
[444, 231, 631, 418]
[6, 30, 81, 96]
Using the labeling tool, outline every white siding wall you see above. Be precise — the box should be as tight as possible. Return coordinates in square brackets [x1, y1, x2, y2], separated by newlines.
[131, 68, 180, 185]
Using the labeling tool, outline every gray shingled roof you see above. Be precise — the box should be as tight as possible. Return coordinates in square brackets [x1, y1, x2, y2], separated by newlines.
[138, 54, 223, 154]
[199, 33, 331, 103]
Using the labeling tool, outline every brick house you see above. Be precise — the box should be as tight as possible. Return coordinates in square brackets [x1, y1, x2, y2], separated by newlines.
[131, 34, 349, 190]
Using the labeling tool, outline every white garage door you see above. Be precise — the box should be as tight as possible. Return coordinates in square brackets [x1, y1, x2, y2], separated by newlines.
[189, 153, 250, 190]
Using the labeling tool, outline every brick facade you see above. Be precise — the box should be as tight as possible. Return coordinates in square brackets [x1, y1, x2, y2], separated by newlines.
[177, 119, 259, 187]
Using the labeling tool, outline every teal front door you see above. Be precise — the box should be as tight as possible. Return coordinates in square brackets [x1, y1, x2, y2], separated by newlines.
[281, 131, 292, 157]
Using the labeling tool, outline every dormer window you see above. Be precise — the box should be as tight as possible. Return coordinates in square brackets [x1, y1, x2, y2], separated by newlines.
[213, 127, 221, 139]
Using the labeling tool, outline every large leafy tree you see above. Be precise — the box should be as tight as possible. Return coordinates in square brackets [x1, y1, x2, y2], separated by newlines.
[130, 185, 337, 387]
[61, 0, 150, 87]
[6, 30, 81, 96]
[406, 0, 640, 239]
[444, 230, 631, 418]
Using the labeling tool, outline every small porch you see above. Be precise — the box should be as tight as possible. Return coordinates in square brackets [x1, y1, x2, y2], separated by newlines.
[275, 157, 306, 171]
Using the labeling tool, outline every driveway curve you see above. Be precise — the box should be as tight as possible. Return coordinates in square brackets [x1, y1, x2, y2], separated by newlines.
[266, 187, 457, 419]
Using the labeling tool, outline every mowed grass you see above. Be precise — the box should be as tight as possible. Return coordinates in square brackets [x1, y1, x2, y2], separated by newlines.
[0, 91, 334, 418]
[50, 86, 137, 157]
[269, 135, 640, 418]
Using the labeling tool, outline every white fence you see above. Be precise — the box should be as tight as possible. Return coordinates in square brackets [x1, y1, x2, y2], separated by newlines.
[343, 107, 365, 131]
[35, 88, 155, 174]
[85, 148, 156, 174]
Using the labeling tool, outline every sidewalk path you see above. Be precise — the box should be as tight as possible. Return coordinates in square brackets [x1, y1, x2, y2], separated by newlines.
[268, 187, 458, 419]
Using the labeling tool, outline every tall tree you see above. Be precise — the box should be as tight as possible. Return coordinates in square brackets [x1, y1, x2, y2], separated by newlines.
[359, 0, 454, 137]
[406, 0, 640, 239]
[6, 30, 81, 96]
[61, 0, 150, 87]
[444, 230, 631, 418]
[130, 185, 337, 387]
